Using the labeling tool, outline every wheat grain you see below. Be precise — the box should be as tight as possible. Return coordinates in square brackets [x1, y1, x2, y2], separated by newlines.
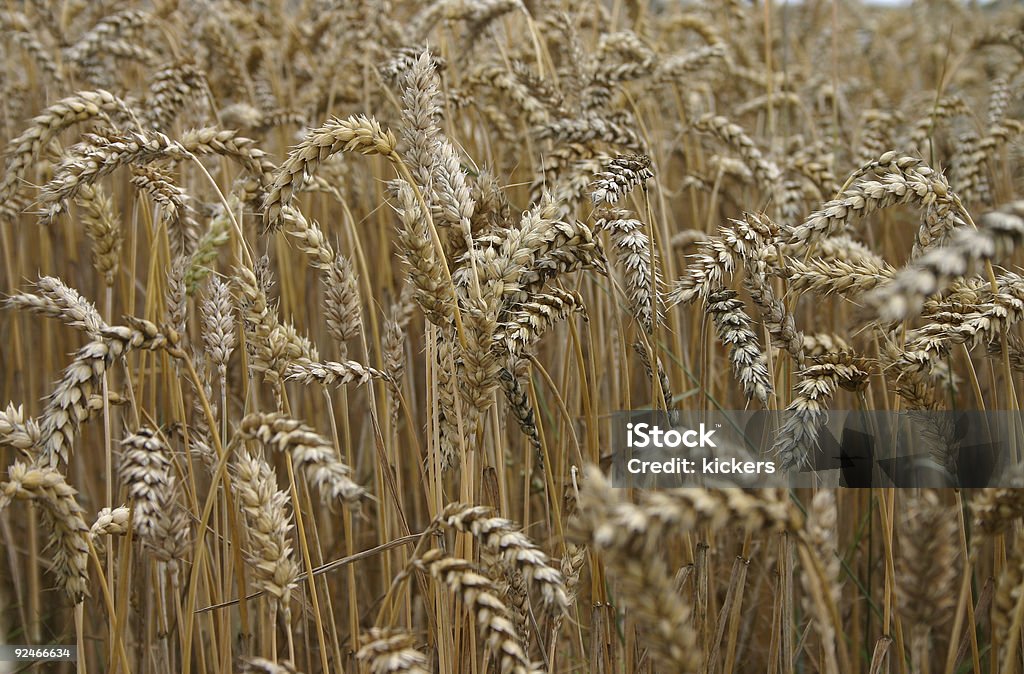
[264, 115, 398, 231]
[236, 657, 302, 674]
[440, 503, 569, 611]
[706, 289, 772, 406]
[4, 276, 107, 338]
[414, 549, 540, 674]
[898, 491, 958, 657]
[786, 156, 954, 249]
[39, 317, 179, 465]
[0, 461, 90, 601]
[774, 353, 871, 470]
[0, 403, 42, 453]
[237, 413, 366, 510]
[118, 427, 190, 570]
[571, 466, 701, 673]
[89, 505, 131, 540]
[356, 629, 431, 674]
[0, 89, 137, 210]
[233, 450, 300, 611]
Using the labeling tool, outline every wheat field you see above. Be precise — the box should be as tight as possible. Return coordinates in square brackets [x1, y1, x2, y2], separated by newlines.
[2, 1, 1024, 673]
